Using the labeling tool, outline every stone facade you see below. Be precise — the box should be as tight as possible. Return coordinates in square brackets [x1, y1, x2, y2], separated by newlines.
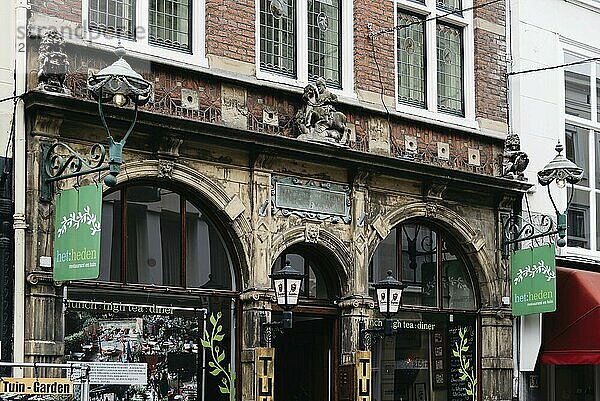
[16, 1, 526, 400]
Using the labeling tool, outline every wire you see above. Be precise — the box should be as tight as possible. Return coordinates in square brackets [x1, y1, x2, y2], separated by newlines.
[369, 35, 393, 136]
[0, 95, 22, 104]
[368, 0, 504, 38]
[507, 56, 600, 76]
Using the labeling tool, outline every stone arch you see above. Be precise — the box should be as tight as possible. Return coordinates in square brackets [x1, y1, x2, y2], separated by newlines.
[270, 225, 352, 296]
[101, 159, 253, 291]
[367, 201, 496, 307]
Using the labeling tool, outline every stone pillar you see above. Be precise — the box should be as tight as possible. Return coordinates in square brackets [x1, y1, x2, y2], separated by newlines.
[480, 309, 513, 401]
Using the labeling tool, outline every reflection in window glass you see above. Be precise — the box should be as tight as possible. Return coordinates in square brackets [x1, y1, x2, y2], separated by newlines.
[441, 240, 476, 310]
[566, 124, 589, 187]
[308, 0, 341, 87]
[273, 252, 329, 299]
[567, 188, 590, 249]
[397, 11, 426, 107]
[89, 0, 135, 38]
[437, 24, 463, 115]
[100, 190, 122, 282]
[437, 0, 461, 11]
[402, 224, 437, 307]
[372, 313, 476, 401]
[260, 0, 296, 77]
[564, 53, 591, 119]
[149, 0, 191, 52]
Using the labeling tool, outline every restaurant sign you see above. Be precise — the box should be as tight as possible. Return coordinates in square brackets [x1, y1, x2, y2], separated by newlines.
[511, 244, 556, 316]
[53, 185, 102, 281]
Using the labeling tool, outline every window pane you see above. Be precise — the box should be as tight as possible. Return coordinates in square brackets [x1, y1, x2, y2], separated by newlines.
[597, 64, 600, 123]
[596, 131, 600, 189]
[186, 201, 233, 290]
[99, 190, 122, 282]
[89, 0, 135, 39]
[260, 0, 296, 77]
[308, 0, 341, 87]
[565, 53, 591, 119]
[126, 186, 181, 286]
[565, 124, 589, 187]
[369, 228, 398, 285]
[567, 187, 590, 249]
[441, 240, 475, 310]
[397, 11, 426, 107]
[437, 24, 463, 116]
[274, 253, 328, 299]
[401, 224, 437, 308]
[149, 0, 191, 52]
[437, 0, 461, 11]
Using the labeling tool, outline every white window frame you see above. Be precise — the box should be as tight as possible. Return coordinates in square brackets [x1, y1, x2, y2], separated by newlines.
[254, 0, 355, 98]
[394, 0, 476, 128]
[562, 45, 600, 258]
[82, 0, 208, 68]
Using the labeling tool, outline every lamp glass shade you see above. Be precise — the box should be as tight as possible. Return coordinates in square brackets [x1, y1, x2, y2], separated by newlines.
[389, 287, 403, 314]
[286, 277, 302, 306]
[377, 287, 389, 314]
[274, 278, 287, 306]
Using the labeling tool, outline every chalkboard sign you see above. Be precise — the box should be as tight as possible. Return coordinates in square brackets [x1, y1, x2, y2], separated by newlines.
[448, 323, 476, 401]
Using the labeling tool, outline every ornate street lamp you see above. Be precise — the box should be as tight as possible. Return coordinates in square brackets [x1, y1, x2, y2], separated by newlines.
[537, 142, 584, 247]
[360, 270, 407, 349]
[260, 261, 304, 346]
[41, 46, 152, 201]
[87, 46, 152, 187]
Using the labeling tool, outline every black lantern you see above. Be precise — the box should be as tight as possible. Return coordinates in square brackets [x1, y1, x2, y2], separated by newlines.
[87, 45, 152, 187]
[537, 142, 584, 247]
[374, 270, 406, 335]
[260, 261, 304, 346]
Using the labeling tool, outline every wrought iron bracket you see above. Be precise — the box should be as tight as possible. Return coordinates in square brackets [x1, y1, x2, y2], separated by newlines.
[40, 141, 109, 202]
[259, 311, 292, 347]
[500, 212, 563, 259]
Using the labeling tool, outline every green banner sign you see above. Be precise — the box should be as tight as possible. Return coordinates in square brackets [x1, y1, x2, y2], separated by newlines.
[511, 244, 556, 316]
[53, 185, 102, 281]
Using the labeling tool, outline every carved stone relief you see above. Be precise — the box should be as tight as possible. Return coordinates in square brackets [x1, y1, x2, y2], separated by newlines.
[221, 84, 248, 130]
[37, 30, 70, 94]
[305, 223, 320, 243]
[367, 117, 390, 156]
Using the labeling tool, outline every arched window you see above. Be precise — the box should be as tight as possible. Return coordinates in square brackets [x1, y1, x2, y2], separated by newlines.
[64, 183, 238, 401]
[369, 222, 477, 310]
[99, 184, 234, 290]
[369, 221, 479, 401]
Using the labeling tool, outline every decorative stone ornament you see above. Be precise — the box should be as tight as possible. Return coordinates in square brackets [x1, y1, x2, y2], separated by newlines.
[37, 30, 70, 94]
[502, 132, 529, 180]
[294, 77, 348, 146]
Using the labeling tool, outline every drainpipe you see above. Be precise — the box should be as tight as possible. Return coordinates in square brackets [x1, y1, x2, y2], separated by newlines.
[13, 0, 29, 378]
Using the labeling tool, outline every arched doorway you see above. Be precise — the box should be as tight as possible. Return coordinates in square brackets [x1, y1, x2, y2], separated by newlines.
[369, 220, 480, 401]
[271, 243, 342, 401]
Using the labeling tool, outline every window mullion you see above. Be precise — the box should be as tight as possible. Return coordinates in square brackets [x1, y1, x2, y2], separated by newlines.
[138, 0, 149, 46]
[426, 16, 437, 112]
[591, 62, 598, 125]
[297, 0, 309, 83]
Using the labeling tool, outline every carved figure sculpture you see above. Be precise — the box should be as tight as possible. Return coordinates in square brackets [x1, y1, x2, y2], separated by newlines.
[502, 133, 529, 180]
[37, 30, 70, 94]
[294, 77, 348, 146]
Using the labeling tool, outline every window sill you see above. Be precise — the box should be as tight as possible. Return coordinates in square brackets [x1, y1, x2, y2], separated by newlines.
[565, 0, 600, 13]
[256, 69, 357, 100]
[559, 246, 600, 262]
[395, 103, 480, 132]
[83, 33, 209, 70]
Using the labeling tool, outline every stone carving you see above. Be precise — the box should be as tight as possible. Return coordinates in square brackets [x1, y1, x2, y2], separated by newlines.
[157, 159, 175, 179]
[37, 30, 70, 94]
[155, 135, 183, 159]
[305, 223, 320, 243]
[502, 133, 529, 180]
[294, 78, 348, 146]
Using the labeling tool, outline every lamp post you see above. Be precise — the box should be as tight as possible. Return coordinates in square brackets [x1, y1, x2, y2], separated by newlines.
[87, 46, 152, 187]
[537, 142, 584, 247]
[41, 46, 152, 201]
[360, 270, 407, 349]
[260, 261, 304, 346]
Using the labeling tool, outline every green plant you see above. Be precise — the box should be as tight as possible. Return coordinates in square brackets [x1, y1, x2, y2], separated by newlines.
[201, 312, 235, 401]
[452, 326, 477, 401]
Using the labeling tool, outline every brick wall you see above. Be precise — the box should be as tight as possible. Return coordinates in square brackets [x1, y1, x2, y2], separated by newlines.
[205, 0, 255, 63]
[30, 0, 81, 23]
[474, 0, 507, 124]
[354, 0, 395, 97]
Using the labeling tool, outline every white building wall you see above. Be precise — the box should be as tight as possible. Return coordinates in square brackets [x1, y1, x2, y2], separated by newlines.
[0, 0, 16, 158]
[510, 0, 600, 260]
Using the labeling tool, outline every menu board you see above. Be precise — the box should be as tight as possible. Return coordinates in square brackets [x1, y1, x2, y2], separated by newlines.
[448, 323, 476, 401]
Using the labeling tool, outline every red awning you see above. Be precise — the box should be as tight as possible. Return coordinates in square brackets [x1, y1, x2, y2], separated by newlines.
[541, 267, 600, 365]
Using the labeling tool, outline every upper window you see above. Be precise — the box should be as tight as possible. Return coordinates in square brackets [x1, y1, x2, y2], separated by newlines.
[84, 0, 206, 65]
[258, 0, 350, 90]
[369, 222, 477, 311]
[99, 184, 235, 290]
[564, 52, 600, 252]
[396, 0, 472, 118]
